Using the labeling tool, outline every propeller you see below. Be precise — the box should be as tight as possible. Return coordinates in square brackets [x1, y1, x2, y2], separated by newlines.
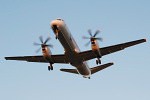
[82, 29, 104, 47]
[33, 36, 53, 53]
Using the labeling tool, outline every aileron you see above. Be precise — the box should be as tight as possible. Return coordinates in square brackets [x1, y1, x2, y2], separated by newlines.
[100, 39, 146, 56]
[5, 56, 48, 63]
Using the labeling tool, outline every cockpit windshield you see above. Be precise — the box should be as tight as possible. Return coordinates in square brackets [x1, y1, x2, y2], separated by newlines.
[56, 18, 64, 21]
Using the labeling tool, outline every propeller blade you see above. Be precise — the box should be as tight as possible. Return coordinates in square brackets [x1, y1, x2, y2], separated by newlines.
[88, 29, 92, 36]
[33, 42, 41, 46]
[44, 37, 51, 44]
[83, 29, 103, 47]
[85, 41, 91, 47]
[39, 36, 43, 43]
[82, 36, 90, 39]
[45, 44, 54, 48]
[93, 30, 101, 37]
[35, 47, 41, 53]
[94, 37, 104, 41]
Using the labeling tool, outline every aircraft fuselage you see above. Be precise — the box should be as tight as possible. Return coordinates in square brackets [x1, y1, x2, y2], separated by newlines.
[50, 18, 91, 78]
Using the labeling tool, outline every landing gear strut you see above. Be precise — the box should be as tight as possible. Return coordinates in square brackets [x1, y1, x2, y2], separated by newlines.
[48, 64, 53, 71]
[55, 30, 59, 39]
[56, 35, 58, 39]
[96, 58, 101, 65]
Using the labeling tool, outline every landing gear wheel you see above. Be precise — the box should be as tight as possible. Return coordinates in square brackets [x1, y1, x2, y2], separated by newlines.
[48, 64, 53, 71]
[56, 35, 58, 39]
[51, 66, 53, 70]
[48, 66, 51, 71]
[96, 60, 98, 65]
[96, 59, 101, 65]
[99, 59, 101, 64]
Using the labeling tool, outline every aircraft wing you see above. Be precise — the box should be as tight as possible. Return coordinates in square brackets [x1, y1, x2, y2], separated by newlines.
[100, 39, 146, 56]
[79, 39, 146, 61]
[5, 54, 69, 64]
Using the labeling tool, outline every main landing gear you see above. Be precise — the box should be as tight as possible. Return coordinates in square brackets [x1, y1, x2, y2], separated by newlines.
[96, 58, 101, 65]
[48, 64, 53, 71]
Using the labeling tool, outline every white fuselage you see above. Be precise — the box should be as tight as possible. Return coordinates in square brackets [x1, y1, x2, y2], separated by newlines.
[50, 19, 91, 78]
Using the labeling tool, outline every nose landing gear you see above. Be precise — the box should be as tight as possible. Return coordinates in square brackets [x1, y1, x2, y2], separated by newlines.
[48, 64, 53, 71]
[56, 34, 58, 39]
[55, 30, 59, 39]
[52, 25, 59, 39]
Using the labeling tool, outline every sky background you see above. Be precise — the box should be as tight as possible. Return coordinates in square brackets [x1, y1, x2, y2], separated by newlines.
[0, 0, 150, 100]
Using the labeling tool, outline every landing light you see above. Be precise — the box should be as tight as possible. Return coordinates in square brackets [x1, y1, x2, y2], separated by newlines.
[75, 49, 77, 53]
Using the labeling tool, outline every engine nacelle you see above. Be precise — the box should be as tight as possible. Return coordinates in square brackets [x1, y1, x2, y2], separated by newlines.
[42, 46, 54, 64]
[91, 40, 102, 58]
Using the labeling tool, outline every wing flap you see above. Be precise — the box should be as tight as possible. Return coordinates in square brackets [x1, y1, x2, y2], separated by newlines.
[91, 62, 114, 74]
[79, 50, 96, 61]
[51, 55, 69, 63]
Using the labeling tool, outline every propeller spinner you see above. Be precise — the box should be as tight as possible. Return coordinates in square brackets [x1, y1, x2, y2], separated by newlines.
[33, 36, 53, 53]
[82, 29, 104, 47]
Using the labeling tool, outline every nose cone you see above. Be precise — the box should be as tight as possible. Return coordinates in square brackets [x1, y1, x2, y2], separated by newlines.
[50, 18, 65, 28]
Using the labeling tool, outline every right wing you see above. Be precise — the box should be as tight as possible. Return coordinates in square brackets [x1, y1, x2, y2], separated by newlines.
[5, 54, 69, 64]
[79, 39, 146, 61]
[100, 39, 146, 56]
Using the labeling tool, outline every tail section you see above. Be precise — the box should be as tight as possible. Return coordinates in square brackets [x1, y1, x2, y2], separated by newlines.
[60, 68, 78, 74]
[60, 62, 114, 75]
[91, 62, 114, 74]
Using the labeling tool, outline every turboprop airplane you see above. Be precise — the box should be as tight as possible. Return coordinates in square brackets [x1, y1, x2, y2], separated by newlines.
[5, 18, 146, 79]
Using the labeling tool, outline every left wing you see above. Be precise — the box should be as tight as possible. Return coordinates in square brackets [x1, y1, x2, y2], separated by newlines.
[5, 56, 48, 63]
[79, 39, 146, 61]
[5, 54, 69, 64]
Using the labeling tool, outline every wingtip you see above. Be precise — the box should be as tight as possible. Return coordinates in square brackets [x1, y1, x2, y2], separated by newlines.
[60, 68, 62, 71]
[144, 38, 146, 42]
[60, 68, 66, 71]
[110, 62, 114, 65]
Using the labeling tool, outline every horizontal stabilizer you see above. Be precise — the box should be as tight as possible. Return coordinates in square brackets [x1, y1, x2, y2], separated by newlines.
[60, 68, 78, 74]
[60, 62, 114, 75]
[91, 62, 114, 74]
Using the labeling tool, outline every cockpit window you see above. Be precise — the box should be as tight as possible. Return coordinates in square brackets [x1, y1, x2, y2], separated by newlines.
[56, 18, 64, 21]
